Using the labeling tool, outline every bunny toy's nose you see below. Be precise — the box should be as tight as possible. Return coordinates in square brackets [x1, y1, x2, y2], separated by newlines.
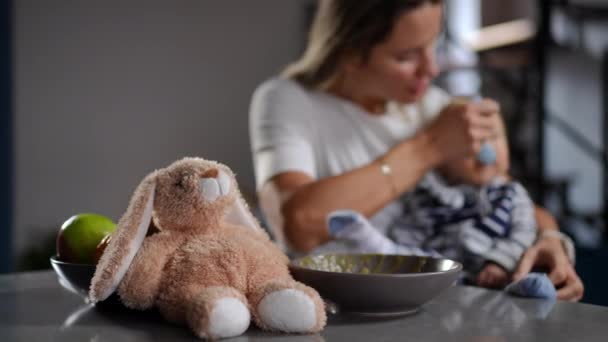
[202, 169, 218, 178]
[199, 170, 231, 202]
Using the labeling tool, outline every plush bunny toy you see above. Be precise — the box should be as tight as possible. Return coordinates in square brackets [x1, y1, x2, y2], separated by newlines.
[89, 157, 326, 339]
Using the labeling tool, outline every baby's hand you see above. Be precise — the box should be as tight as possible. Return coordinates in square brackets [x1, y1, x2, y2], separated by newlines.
[476, 263, 509, 289]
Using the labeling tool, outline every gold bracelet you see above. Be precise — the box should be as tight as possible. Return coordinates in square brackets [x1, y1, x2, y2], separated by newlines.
[379, 159, 399, 197]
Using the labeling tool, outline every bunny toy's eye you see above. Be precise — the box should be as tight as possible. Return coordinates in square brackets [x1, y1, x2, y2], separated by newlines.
[174, 173, 191, 189]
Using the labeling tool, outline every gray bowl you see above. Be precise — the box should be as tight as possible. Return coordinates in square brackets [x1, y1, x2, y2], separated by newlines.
[289, 254, 462, 316]
[50, 256, 97, 298]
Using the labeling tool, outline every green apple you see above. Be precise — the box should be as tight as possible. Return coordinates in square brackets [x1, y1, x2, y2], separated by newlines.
[56, 213, 116, 264]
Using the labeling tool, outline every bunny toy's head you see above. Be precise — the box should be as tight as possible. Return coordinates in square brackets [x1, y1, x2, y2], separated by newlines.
[89, 157, 261, 303]
[154, 157, 242, 232]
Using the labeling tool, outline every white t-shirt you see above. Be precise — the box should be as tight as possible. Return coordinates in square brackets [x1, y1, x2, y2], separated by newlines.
[249, 77, 452, 232]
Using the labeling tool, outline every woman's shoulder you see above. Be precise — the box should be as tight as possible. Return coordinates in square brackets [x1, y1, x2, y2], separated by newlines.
[252, 77, 310, 103]
[250, 77, 315, 123]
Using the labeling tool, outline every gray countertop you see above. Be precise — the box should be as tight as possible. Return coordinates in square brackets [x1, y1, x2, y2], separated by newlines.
[1, 271, 607, 341]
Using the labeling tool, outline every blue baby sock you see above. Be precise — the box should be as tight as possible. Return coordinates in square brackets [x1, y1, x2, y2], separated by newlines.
[505, 272, 557, 300]
[477, 141, 497, 165]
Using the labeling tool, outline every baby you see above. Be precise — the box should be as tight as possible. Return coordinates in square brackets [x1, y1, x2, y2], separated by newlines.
[318, 117, 556, 298]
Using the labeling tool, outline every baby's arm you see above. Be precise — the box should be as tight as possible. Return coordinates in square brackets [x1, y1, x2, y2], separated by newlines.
[479, 182, 537, 273]
[476, 183, 557, 298]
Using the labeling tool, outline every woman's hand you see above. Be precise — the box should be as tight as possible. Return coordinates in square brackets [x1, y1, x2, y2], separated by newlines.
[513, 236, 584, 301]
[425, 98, 500, 165]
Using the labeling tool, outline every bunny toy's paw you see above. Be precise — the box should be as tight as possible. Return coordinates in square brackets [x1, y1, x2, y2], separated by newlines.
[206, 297, 250, 339]
[188, 287, 251, 340]
[257, 289, 319, 333]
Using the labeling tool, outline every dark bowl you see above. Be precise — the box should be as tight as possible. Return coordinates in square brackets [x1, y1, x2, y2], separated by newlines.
[289, 254, 462, 316]
[50, 256, 97, 299]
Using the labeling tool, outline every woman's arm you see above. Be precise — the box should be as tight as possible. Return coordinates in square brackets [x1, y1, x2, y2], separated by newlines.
[260, 100, 500, 253]
[261, 132, 438, 253]
[513, 206, 584, 301]
[535, 206, 559, 232]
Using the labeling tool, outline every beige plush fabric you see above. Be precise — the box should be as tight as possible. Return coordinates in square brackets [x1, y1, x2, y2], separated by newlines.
[89, 157, 326, 339]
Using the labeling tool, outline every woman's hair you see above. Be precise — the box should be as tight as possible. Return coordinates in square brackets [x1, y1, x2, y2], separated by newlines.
[282, 0, 443, 89]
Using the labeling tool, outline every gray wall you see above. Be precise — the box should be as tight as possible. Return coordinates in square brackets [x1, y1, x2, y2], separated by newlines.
[14, 0, 309, 258]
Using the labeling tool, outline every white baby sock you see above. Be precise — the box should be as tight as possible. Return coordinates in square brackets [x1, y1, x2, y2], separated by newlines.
[327, 210, 398, 254]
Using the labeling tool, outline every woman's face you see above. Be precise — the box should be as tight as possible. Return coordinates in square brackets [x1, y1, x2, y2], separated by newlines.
[345, 4, 442, 105]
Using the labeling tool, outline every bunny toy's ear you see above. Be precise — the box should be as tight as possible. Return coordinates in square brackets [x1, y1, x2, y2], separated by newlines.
[89, 172, 156, 303]
[223, 193, 263, 232]
[218, 172, 262, 230]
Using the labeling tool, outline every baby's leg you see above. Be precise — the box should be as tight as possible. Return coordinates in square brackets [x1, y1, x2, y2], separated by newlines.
[328, 210, 401, 254]
[327, 210, 435, 256]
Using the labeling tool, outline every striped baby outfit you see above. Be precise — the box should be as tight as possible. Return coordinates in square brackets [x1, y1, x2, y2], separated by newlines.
[390, 172, 537, 273]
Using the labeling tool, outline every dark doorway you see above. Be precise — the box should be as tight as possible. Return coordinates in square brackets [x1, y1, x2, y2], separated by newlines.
[1, 0, 14, 273]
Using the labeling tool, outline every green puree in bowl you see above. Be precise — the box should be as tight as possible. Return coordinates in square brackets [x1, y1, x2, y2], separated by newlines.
[297, 254, 430, 274]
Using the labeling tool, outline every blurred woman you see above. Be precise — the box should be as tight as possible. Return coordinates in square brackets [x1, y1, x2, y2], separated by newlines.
[249, 0, 583, 301]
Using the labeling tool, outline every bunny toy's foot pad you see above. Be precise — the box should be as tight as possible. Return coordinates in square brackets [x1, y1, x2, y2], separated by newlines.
[257, 289, 317, 332]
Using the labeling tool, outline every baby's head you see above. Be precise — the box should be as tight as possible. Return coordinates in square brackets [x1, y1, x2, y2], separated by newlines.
[437, 117, 509, 187]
